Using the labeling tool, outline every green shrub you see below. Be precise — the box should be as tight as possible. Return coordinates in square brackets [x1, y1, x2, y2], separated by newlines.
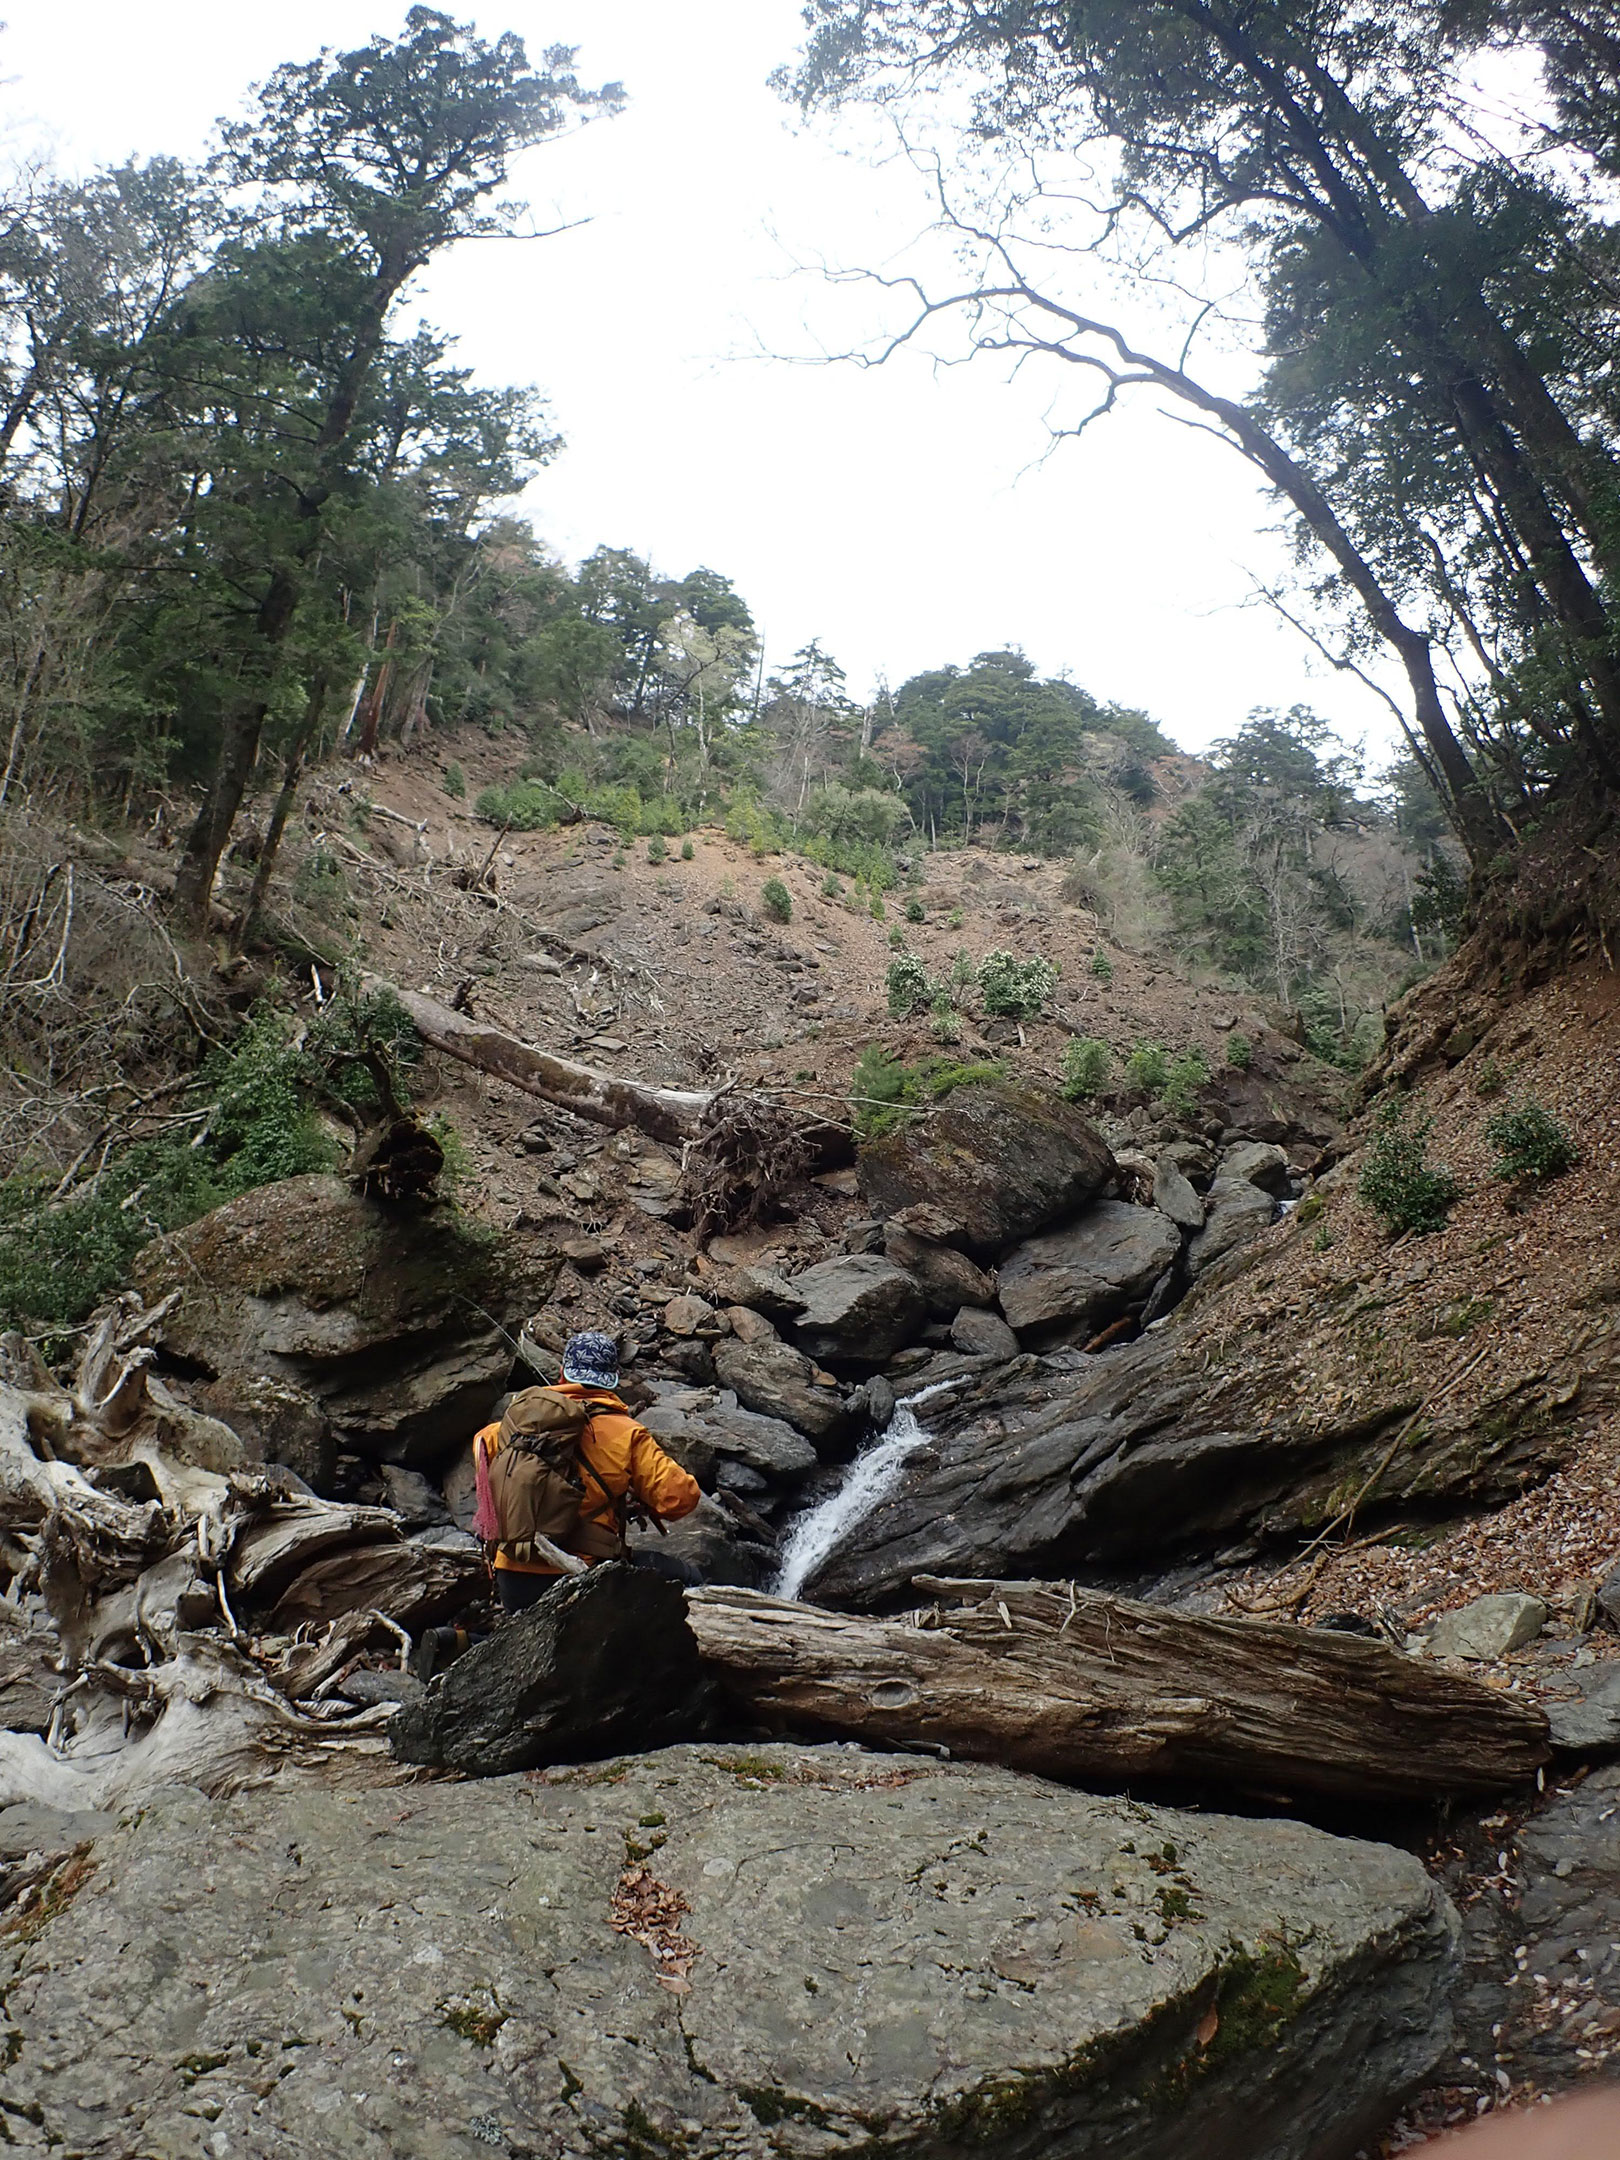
[905, 897, 925, 924]
[886, 953, 933, 1018]
[1225, 1033, 1252, 1070]
[928, 994, 962, 1045]
[1357, 1102, 1461, 1236]
[1474, 1055, 1502, 1097]
[978, 950, 1059, 1023]
[1162, 1050, 1210, 1115]
[611, 849, 626, 870]
[1484, 1100, 1578, 1183]
[681, 839, 695, 861]
[1061, 1037, 1112, 1100]
[761, 877, 793, 923]
[646, 833, 667, 865]
[442, 762, 466, 800]
[1124, 1040, 1169, 1096]
[888, 926, 907, 950]
[474, 779, 560, 831]
[947, 907, 964, 929]
[850, 1045, 1005, 1139]
[821, 873, 842, 898]
[871, 896, 886, 921]
[1089, 949, 1113, 985]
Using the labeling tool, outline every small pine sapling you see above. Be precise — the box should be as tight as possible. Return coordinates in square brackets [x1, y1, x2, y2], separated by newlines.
[1061, 1037, 1111, 1100]
[761, 877, 792, 923]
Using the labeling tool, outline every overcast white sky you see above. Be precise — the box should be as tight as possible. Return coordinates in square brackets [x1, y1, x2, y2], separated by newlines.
[1, 0, 1402, 758]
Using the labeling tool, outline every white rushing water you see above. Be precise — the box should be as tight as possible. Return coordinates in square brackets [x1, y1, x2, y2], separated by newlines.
[773, 1382, 959, 1602]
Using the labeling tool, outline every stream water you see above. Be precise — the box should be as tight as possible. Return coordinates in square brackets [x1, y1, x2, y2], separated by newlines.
[772, 1381, 960, 1601]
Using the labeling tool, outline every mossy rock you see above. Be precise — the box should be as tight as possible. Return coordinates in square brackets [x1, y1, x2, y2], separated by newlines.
[857, 1082, 1116, 1259]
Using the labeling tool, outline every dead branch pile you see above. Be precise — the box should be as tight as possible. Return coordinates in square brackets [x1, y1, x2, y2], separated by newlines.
[0, 1293, 486, 1810]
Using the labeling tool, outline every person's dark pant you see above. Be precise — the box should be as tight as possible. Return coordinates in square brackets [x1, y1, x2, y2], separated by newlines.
[495, 1548, 701, 1613]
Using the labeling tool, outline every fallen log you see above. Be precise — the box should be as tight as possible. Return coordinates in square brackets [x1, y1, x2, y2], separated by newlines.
[361, 973, 713, 1144]
[685, 1578, 1551, 1803]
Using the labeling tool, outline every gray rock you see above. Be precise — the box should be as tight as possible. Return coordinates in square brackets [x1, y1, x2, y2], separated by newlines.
[882, 1223, 997, 1316]
[439, 1435, 478, 1531]
[134, 1175, 559, 1467]
[1597, 1560, 1620, 1628]
[641, 1385, 818, 1483]
[0, 1745, 1461, 2160]
[724, 1303, 780, 1346]
[715, 1461, 769, 1497]
[1160, 1139, 1216, 1190]
[1543, 1662, 1620, 1753]
[338, 1667, 424, 1709]
[712, 1336, 851, 1447]
[377, 1463, 453, 1530]
[391, 1562, 709, 1775]
[1188, 1176, 1277, 1275]
[1428, 1593, 1549, 1662]
[629, 1493, 773, 1588]
[1152, 1160, 1205, 1232]
[0, 1607, 61, 1737]
[708, 1265, 808, 1323]
[789, 1255, 928, 1372]
[950, 1305, 1020, 1359]
[0, 1801, 117, 1857]
[859, 1081, 1116, 1258]
[1220, 1140, 1292, 1196]
[200, 1372, 335, 1490]
[662, 1293, 727, 1339]
[998, 1202, 1183, 1337]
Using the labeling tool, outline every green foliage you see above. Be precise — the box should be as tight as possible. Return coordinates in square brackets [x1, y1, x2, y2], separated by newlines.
[978, 949, 1058, 1022]
[1226, 1032, 1253, 1070]
[888, 926, 907, 950]
[928, 994, 962, 1044]
[850, 1045, 1005, 1139]
[821, 873, 842, 898]
[1161, 1050, 1210, 1115]
[475, 779, 560, 832]
[1123, 1040, 1170, 1096]
[905, 897, 925, 923]
[1089, 949, 1113, 984]
[1411, 856, 1467, 945]
[886, 952, 934, 1018]
[761, 876, 792, 923]
[870, 895, 886, 921]
[646, 833, 667, 865]
[681, 839, 694, 861]
[1357, 1103, 1461, 1236]
[1474, 1055, 1503, 1097]
[1484, 1101, 1578, 1183]
[947, 907, 964, 929]
[611, 849, 626, 870]
[442, 762, 466, 800]
[1061, 1036, 1112, 1100]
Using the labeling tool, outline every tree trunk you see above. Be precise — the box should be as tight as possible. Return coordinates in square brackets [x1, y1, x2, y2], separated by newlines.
[359, 974, 715, 1144]
[231, 672, 329, 953]
[685, 1579, 1550, 1804]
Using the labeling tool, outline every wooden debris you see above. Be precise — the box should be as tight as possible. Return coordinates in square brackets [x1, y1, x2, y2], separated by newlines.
[686, 1577, 1551, 1803]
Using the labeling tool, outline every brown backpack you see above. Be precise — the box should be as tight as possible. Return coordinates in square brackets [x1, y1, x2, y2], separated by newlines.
[484, 1387, 626, 1564]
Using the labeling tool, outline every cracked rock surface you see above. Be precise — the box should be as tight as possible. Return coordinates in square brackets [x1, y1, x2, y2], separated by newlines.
[1, 1745, 1457, 2159]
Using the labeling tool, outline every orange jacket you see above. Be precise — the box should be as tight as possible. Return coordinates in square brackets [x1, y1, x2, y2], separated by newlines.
[474, 1380, 701, 1574]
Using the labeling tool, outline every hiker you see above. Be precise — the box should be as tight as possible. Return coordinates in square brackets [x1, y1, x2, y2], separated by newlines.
[472, 1330, 702, 1613]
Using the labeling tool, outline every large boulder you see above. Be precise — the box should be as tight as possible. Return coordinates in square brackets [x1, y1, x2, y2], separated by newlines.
[858, 1082, 1116, 1259]
[639, 1384, 819, 1483]
[882, 1222, 997, 1315]
[390, 1562, 708, 1775]
[133, 1176, 559, 1470]
[789, 1255, 927, 1373]
[998, 1202, 1183, 1338]
[0, 1744, 1460, 2160]
[1188, 1175, 1277, 1276]
[711, 1332, 851, 1448]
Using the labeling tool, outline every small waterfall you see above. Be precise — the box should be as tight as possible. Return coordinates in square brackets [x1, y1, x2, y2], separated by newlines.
[773, 1382, 959, 1602]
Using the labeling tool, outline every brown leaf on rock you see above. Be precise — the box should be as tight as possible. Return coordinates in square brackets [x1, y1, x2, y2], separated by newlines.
[609, 1862, 701, 1982]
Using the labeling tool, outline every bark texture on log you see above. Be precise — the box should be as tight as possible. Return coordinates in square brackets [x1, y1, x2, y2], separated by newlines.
[686, 1578, 1550, 1803]
[361, 975, 712, 1144]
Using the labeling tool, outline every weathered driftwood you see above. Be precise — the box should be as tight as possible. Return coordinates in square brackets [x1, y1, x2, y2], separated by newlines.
[362, 974, 713, 1144]
[225, 1501, 402, 1603]
[271, 1530, 486, 1631]
[685, 1578, 1551, 1803]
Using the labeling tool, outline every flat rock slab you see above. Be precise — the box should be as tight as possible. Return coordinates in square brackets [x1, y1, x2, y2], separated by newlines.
[1542, 1660, 1620, 1753]
[1428, 1593, 1549, 1662]
[999, 1202, 1182, 1336]
[0, 1745, 1458, 2160]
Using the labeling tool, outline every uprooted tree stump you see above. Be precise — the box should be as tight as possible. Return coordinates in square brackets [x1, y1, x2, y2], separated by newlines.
[684, 1578, 1550, 1804]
